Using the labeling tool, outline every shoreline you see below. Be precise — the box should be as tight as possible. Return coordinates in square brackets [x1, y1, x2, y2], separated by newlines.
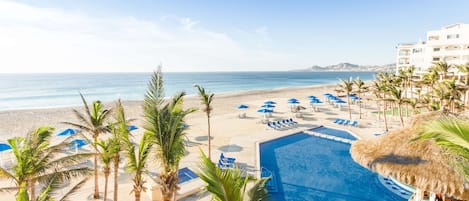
[0, 83, 339, 113]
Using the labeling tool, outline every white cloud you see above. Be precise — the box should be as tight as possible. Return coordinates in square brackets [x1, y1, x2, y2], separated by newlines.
[0, 0, 302, 72]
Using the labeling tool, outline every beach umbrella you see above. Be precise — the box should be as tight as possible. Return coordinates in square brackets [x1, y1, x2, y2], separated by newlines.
[261, 104, 275, 108]
[0, 143, 11, 167]
[264, 101, 276, 105]
[236, 104, 249, 109]
[70, 139, 88, 153]
[310, 99, 322, 104]
[128, 125, 138, 131]
[288, 99, 300, 104]
[257, 109, 273, 113]
[56, 128, 77, 136]
[257, 109, 273, 119]
[335, 99, 346, 104]
[288, 98, 298, 102]
[0, 143, 11, 152]
[307, 95, 317, 99]
[236, 104, 249, 118]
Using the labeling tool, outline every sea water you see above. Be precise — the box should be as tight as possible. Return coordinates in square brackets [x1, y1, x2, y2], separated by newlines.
[0, 71, 376, 110]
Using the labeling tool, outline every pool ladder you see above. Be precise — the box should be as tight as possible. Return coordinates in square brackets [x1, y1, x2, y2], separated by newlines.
[261, 167, 278, 192]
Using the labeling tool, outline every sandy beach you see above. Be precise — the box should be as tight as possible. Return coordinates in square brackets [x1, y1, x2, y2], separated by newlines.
[0, 83, 406, 200]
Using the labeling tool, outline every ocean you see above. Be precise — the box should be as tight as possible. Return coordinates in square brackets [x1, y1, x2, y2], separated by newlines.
[0, 71, 376, 110]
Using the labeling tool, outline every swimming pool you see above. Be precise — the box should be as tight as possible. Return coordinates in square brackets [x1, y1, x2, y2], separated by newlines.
[259, 128, 406, 201]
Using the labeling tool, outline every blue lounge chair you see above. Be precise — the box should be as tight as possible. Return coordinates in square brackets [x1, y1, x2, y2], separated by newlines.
[218, 160, 234, 169]
[333, 118, 342, 123]
[289, 118, 298, 125]
[341, 120, 350, 126]
[282, 119, 292, 126]
[350, 121, 358, 127]
[336, 119, 344, 124]
[277, 120, 288, 127]
[220, 153, 236, 163]
[267, 122, 277, 129]
[272, 121, 282, 128]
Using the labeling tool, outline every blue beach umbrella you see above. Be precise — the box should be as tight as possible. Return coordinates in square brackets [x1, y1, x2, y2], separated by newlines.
[335, 100, 346, 104]
[0, 143, 11, 152]
[56, 128, 77, 136]
[288, 99, 300, 104]
[310, 99, 322, 104]
[257, 109, 273, 113]
[0, 143, 12, 167]
[128, 125, 138, 131]
[261, 104, 275, 108]
[257, 108, 273, 119]
[70, 139, 88, 153]
[237, 104, 249, 109]
[323, 93, 332, 96]
[307, 95, 317, 99]
[264, 101, 276, 105]
[288, 98, 298, 102]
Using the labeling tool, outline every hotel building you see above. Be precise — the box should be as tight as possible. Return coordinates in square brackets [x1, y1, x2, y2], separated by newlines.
[396, 23, 469, 76]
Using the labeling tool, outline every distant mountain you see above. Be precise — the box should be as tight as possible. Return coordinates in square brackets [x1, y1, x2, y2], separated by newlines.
[293, 63, 395, 72]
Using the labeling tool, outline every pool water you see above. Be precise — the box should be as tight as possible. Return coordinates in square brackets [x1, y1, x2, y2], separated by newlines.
[178, 167, 198, 184]
[260, 130, 405, 201]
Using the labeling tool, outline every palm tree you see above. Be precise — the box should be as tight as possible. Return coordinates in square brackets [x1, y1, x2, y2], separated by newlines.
[386, 86, 406, 127]
[373, 80, 389, 132]
[434, 61, 453, 80]
[338, 77, 354, 120]
[196, 150, 269, 201]
[63, 94, 112, 199]
[123, 132, 152, 201]
[143, 68, 196, 201]
[0, 126, 92, 201]
[353, 77, 367, 119]
[109, 99, 132, 201]
[423, 69, 439, 99]
[443, 78, 464, 113]
[194, 84, 215, 159]
[457, 63, 469, 107]
[96, 139, 113, 201]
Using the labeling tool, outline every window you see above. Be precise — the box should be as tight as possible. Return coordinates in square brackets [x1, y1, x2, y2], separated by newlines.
[412, 48, 423, 53]
[447, 34, 459, 39]
[429, 36, 439, 40]
[433, 57, 440, 61]
[433, 48, 440, 52]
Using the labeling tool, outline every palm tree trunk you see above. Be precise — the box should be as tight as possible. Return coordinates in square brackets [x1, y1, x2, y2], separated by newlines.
[383, 100, 389, 132]
[104, 167, 110, 201]
[398, 104, 404, 127]
[376, 100, 381, 121]
[358, 92, 362, 119]
[113, 157, 119, 201]
[93, 135, 100, 199]
[135, 190, 141, 201]
[30, 179, 35, 201]
[347, 96, 352, 120]
[207, 115, 211, 160]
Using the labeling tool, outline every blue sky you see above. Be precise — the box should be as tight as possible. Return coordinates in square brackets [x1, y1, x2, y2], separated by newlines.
[1, 0, 468, 72]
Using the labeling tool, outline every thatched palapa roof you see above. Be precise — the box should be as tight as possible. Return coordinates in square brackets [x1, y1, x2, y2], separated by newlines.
[350, 112, 469, 200]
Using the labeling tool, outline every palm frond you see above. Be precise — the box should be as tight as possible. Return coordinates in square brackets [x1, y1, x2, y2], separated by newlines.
[57, 177, 90, 201]
[246, 177, 269, 201]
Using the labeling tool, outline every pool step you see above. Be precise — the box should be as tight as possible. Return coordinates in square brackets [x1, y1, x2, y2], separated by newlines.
[261, 167, 278, 192]
[303, 130, 352, 144]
